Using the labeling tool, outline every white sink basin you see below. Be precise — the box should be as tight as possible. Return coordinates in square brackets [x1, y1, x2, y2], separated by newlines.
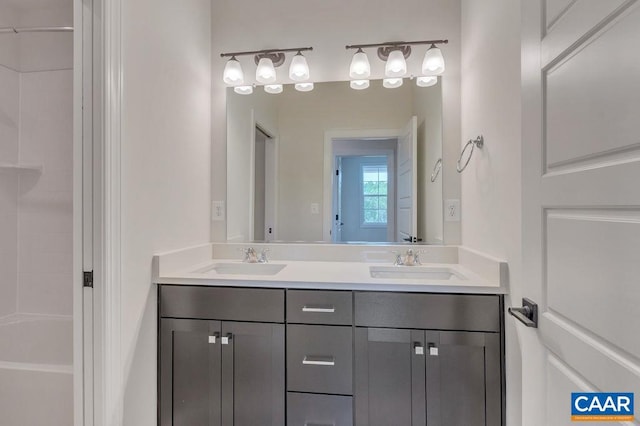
[195, 263, 286, 276]
[369, 266, 466, 281]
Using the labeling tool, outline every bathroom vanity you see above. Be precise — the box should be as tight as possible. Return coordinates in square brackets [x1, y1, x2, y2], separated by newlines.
[155, 244, 507, 426]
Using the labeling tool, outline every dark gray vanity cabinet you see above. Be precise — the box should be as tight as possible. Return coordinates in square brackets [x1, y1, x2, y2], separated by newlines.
[159, 286, 285, 426]
[158, 286, 504, 426]
[354, 292, 503, 426]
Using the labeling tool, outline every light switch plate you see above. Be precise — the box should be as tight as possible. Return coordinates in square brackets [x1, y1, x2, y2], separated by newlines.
[211, 201, 225, 221]
[444, 199, 460, 222]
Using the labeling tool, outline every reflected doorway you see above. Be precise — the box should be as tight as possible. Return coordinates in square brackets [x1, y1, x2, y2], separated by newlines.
[331, 138, 397, 242]
[253, 126, 277, 241]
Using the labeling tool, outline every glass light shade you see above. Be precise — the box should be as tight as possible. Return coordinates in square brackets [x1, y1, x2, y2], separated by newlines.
[289, 53, 310, 81]
[416, 76, 438, 87]
[294, 82, 314, 92]
[383, 78, 403, 89]
[350, 79, 370, 90]
[264, 84, 283, 94]
[256, 57, 277, 84]
[233, 85, 253, 95]
[422, 46, 445, 75]
[385, 49, 407, 77]
[223, 58, 244, 85]
[349, 51, 371, 79]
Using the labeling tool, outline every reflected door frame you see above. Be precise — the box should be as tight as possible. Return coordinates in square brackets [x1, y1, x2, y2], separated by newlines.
[249, 112, 279, 241]
[323, 129, 401, 242]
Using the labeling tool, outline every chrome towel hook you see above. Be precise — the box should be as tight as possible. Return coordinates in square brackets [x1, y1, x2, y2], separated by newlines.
[456, 135, 484, 173]
[430, 158, 442, 183]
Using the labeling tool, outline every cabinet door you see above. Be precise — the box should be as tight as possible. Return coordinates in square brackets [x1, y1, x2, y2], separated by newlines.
[221, 322, 285, 426]
[354, 328, 426, 426]
[425, 331, 502, 426]
[159, 318, 221, 426]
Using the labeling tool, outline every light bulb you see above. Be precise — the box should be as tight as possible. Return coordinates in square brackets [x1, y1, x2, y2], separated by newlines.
[294, 82, 314, 92]
[385, 49, 407, 78]
[350, 79, 370, 90]
[264, 84, 283, 94]
[234, 85, 253, 95]
[223, 57, 244, 85]
[349, 49, 371, 79]
[256, 57, 277, 84]
[416, 76, 438, 87]
[383, 78, 403, 89]
[289, 53, 310, 81]
[422, 45, 445, 75]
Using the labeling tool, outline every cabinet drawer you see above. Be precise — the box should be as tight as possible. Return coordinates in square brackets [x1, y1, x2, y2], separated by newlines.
[287, 290, 353, 325]
[355, 292, 500, 332]
[159, 285, 284, 323]
[288, 392, 353, 426]
[287, 325, 353, 395]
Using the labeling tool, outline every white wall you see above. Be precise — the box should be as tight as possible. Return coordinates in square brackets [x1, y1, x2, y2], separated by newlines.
[119, 0, 212, 424]
[460, 0, 522, 424]
[211, 0, 461, 244]
[0, 65, 20, 318]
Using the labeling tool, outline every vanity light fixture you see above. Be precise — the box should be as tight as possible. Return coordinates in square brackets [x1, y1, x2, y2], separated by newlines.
[223, 56, 244, 85]
[416, 76, 438, 87]
[220, 46, 313, 92]
[295, 82, 314, 92]
[264, 84, 283, 94]
[422, 44, 445, 75]
[385, 49, 408, 77]
[350, 79, 370, 90]
[289, 52, 310, 81]
[349, 48, 371, 79]
[383, 78, 403, 89]
[234, 85, 254, 95]
[345, 39, 447, 89]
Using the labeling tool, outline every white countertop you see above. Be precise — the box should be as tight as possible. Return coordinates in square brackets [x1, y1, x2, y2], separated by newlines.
[153, 244, 508, 294]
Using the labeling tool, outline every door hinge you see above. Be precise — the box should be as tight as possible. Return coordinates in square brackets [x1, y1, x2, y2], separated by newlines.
[83, 270, 94, 288]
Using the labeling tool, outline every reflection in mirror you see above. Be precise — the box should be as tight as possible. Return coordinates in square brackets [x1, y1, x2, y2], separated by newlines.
[227, 80, 443, 244]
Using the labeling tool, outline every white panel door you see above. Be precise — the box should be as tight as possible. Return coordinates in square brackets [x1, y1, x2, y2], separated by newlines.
[522, 1, 640, 424]
[396, 116, 417, 242]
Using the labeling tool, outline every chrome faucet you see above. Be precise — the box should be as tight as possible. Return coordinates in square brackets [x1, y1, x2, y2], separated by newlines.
[393, 249, 422, 266]
[242, 247, 269, 263]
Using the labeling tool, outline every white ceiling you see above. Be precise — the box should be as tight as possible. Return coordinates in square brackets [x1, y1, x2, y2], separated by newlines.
[212, 0, 461, 84]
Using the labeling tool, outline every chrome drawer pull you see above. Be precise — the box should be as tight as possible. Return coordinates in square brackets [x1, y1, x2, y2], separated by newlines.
[305, 423, 335, 426]
[302, 356, 335, 366]
[208, 332, 220, 344]
[302, 305, 335, 313]
[221, 333, 232, 345]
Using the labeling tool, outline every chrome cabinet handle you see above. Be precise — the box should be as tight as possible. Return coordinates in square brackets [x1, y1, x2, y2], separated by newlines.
[414, 343, 424, 355]
[208, 332, 220, 344]
[428, 343, 439, 356]
[302, 305, 335, 313]
[221, 333, 233, 345]
[302, 356, 335, 366]
[305, 423, 335, 426]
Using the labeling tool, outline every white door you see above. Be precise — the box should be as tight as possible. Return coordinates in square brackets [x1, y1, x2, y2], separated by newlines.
[521, 1, 640, 424]
[396, 116, 417, 242]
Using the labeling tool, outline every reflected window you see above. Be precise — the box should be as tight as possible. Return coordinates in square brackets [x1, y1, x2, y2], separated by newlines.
[362, 165, 388, 225]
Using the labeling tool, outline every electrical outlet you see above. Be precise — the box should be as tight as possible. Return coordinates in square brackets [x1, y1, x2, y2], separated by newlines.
[444, 199, 460, 222]
[310, 203, 320, 214]
[211, 201, 225, 221]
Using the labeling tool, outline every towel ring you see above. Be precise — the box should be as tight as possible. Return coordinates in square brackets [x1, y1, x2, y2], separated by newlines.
[430, 158, 442, 182]
[456, 135, 484, 173]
